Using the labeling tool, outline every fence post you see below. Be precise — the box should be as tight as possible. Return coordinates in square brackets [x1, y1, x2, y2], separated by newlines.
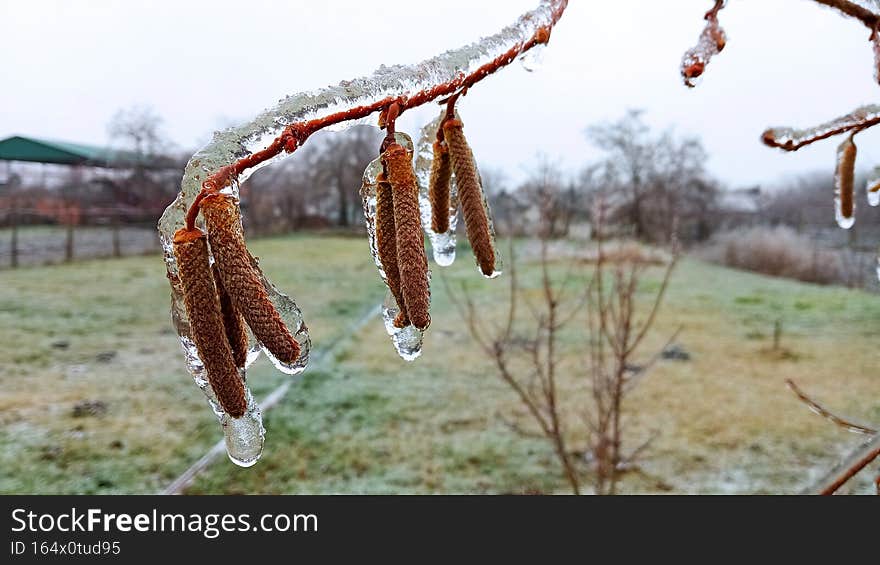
[112, 209, 121, 258]
[10, 199, 18, 269]
[64, 206, 75, 263]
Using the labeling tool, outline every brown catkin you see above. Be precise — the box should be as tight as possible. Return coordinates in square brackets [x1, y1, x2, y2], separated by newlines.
[382, 142, 431, 330]
[429, 141, 452, 233]
[375, 172, 409, 327]
[201, 195, 300, 364]
[212, 263, 250, 368]
[173, 228, 247, 418]
[443, 119, 496, 276]
[838, 137, 856, 219]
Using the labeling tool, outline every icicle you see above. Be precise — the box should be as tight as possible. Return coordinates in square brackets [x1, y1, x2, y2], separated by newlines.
[834, 136, 856, 229]
[360, 132, 426, 360]
[160, 180, 308, 465]
[416, 113, 460, 267]
[866, 166, 880, 207]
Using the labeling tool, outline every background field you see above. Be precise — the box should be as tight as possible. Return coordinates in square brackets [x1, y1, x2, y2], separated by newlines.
[1, 235, 877, 494]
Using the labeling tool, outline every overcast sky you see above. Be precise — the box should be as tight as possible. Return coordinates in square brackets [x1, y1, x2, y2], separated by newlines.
[3, 0, 880, 190]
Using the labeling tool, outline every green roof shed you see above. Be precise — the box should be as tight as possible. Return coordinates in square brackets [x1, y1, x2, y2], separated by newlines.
[0, 136, 143, 168]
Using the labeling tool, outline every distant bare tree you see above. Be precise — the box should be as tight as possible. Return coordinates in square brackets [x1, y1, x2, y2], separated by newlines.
[243, 126, 382, 232]
[517, 156, 578, 238]
[107, 105, 180, 216]
[311, 126, 383, 227]
[108, 105, 167, 162]
[585, 110, 717, 243]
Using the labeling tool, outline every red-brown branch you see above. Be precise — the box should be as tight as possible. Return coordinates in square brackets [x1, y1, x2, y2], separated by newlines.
[706, 0, 726, 20]
[812, 0, 880, 29]
[184, 2, 566, 230]
[809, 433, 880, 495]
[761, 108, 880, 152]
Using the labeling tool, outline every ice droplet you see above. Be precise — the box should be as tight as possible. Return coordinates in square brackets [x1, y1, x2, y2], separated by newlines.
[175, 334, 265, 467]
[866, 167, 880, 207]
[834, 200, 856, 229]
[222, 389, 264, 467]
[382, 292, 424, 362]
[519, 43, 546, 72]
[416, 112, 460, 267]
[360, 132, 426, 360]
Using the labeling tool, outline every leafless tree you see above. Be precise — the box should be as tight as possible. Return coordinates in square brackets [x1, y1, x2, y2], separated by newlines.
[447, 194, 678, 494]
[108, 105, 168, 162]
[244, 126, 382, 232]
[585, 110, 718, 244]
[517, 156, 578, 238]
[311, 126, 383, 227]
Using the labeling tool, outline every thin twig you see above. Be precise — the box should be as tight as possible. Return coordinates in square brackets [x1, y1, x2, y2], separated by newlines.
[785, 379, 877, 436]
[623, 326, 683, 392]
[807, 433, 880, 495]
[625, 253, 678, 356]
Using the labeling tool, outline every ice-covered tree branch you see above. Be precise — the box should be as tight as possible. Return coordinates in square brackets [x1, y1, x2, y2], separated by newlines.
[158, 0, 571, 467]
[182, 1, 567, 231]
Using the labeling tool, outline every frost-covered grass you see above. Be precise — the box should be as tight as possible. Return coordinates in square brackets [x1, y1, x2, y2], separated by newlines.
[1, 236, 878, 494]
[0, 234, 380, 494]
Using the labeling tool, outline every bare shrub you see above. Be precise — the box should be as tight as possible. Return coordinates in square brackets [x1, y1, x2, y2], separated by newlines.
[699, 226, 848, 285]
[447, 202, 678, 494]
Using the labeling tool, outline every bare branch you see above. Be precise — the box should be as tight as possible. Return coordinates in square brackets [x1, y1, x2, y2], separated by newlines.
[785, 379, 878, 435]
[811, 0, 880, 29]
[619, 430, 661, 469]
[807, 433, 880, 495]
[625, 253, 679, 357]
[762, 104, 880, 152]
[624, 326, 684, 392]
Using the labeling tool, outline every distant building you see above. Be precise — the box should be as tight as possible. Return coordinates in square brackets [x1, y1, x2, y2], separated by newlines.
[0, 135, 178, 225]
[716, 186, 762, 228]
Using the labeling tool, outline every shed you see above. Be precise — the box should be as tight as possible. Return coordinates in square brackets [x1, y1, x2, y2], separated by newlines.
[0, 135, 144, 168]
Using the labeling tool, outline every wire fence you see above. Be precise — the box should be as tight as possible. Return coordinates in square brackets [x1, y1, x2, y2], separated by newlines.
[0, 208, 161, 268]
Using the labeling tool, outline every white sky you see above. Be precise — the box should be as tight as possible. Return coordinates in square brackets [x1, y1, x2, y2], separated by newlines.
[3, 0, 880, 190]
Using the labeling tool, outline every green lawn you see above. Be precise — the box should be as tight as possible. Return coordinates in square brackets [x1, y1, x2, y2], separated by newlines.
[1, 235, 878, 494]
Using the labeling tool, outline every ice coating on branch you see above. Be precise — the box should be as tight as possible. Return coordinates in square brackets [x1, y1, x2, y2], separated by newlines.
[762, 105, 880, 151]
[519, 43, 546, 72]
[866, 167, 880, 206]
[849, 0, 880, 12]
[416, 113, 460, 267]
[361, 132, 425, 361]
[158, 0, 564, 460]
